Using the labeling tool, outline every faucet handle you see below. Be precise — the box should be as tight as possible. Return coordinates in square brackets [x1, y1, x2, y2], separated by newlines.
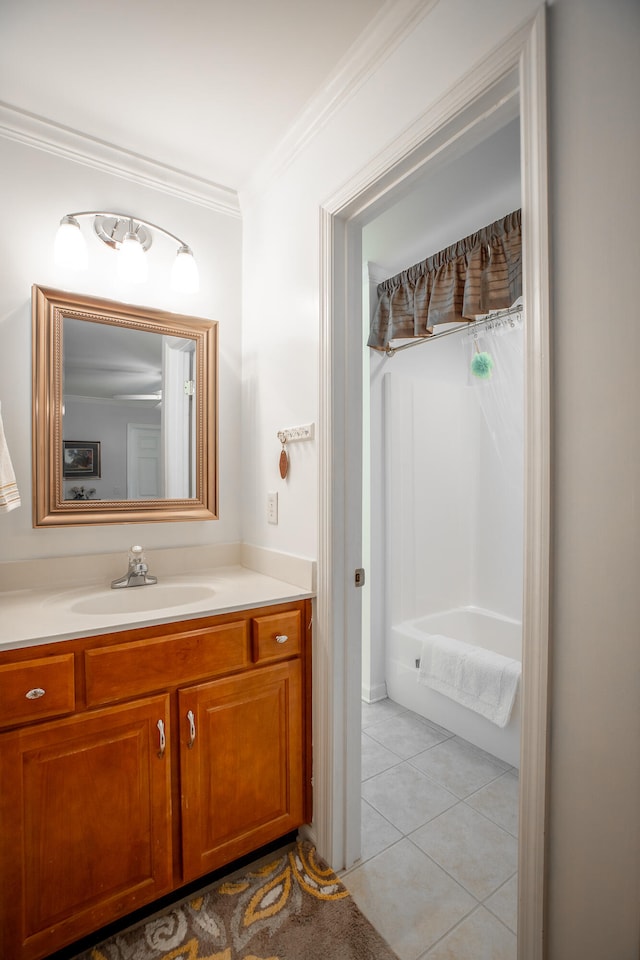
[128, 544, 145, 564]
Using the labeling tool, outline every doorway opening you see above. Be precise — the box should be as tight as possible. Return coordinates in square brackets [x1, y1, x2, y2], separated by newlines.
[316, 10, 549, 959]
[347, 116, 524, 953]
[361, 116, 523, 738]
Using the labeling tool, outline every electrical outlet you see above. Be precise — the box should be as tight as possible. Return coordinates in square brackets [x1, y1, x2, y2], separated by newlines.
[267, 491, 278, 524]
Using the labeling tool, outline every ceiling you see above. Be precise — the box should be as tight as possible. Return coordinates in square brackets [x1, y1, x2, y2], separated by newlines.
[0, 0, 388, 193]
[63, 317, 166, 402]
[1, 0, 521, 285]
[363, 117, 521, 278]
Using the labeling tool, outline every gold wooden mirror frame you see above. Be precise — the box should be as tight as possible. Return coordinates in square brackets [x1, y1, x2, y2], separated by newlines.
[32, 285, 218, 527]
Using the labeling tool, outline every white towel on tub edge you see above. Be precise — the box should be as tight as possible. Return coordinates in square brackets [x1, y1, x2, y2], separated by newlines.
[417, 633, 520, 728]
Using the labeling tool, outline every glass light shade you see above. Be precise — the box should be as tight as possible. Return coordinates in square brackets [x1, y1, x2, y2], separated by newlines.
[170, 245, 199, 294]
[54, 217, 88, 270]
[117, 231, 148, 284]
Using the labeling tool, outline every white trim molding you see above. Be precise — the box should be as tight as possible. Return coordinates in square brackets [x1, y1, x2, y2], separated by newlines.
[240, 0, 439, 203]
[0, 101, 241, 218]
[516, 11, 551, 956]
[1, 0, 438, 216]
[317, 8, 550, 959]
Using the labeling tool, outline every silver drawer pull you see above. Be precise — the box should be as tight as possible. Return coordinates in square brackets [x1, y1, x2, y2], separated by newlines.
[275, 634, 288, 644]
[157, 718, 166, 759]
[26, 688, 46, 700]
[187, 709, 196, 749]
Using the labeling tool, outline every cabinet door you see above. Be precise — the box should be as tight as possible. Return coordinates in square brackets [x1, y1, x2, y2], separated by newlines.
[179, 660, 303, 880]
[0, 695, 172, 960]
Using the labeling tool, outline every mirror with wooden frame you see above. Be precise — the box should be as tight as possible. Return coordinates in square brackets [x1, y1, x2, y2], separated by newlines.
[32, 285, 218, 526]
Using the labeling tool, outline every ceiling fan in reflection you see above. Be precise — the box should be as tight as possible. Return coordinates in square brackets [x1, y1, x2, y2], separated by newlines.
[112, 391, 162, 403]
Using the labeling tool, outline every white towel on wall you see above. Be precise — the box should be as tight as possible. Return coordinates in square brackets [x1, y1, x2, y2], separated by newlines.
[0, 402, 21, 513]
[417, 633, 520, 728]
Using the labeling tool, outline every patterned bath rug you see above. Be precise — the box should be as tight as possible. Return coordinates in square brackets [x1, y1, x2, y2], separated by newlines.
[71, 840, 399, 960]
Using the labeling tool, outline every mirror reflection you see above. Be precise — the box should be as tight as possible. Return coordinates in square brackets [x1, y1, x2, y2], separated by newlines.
[62, 318, 196, 501]
[32, 285, 218, 527]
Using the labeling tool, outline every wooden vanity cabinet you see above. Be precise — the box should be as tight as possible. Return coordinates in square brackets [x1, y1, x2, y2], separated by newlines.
[0, 695, 173, 960]
[0, 598, 312, 960]
[180, 658, 303, 879]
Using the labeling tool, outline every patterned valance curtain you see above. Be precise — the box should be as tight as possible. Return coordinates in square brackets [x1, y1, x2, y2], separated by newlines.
[367, 209, 522, 351]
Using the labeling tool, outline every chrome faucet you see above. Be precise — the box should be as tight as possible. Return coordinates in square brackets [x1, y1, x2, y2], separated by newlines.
[111, 545, 158, 589]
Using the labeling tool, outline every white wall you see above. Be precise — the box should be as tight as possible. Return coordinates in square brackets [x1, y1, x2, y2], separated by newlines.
[240, 0, 538, 557]
[63, 398, 161, 501]
[0, 136, 242, 562]
[240, 0, 640, 956]
[546, 1, 640, 956]
[240, 180, 319, 558]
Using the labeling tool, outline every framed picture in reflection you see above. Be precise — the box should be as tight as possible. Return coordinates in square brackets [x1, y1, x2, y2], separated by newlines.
[63, 441, 101, 479]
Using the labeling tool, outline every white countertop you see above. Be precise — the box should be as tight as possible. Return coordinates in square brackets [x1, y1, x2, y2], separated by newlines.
[0, 565, 314, 651]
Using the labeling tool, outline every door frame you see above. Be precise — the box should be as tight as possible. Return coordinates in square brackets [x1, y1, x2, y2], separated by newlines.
[316, 8, 550, 959]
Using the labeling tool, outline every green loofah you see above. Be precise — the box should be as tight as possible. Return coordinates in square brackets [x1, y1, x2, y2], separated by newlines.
[471, 351, 494, 379]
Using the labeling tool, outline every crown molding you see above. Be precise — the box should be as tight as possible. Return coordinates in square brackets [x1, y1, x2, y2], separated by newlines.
[239, 0, 439, 205]
[0, 101, 241, 218]
[0, 0, 437, 216]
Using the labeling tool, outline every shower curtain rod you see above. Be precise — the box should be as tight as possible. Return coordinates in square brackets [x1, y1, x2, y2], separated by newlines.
[384, 301, 524, 357]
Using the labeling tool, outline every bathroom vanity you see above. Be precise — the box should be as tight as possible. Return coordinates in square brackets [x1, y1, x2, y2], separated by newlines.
[0, 573, 313, 960]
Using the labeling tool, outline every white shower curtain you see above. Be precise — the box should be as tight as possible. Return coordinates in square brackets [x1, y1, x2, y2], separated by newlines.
[463, 308, 524, 481]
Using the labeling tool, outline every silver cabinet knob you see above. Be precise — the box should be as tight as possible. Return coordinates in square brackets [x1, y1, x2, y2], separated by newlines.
[275, 634, 288, 644]
[26, 688, 46, 700]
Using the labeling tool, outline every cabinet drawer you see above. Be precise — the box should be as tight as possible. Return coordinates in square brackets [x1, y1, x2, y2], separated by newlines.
[252, 610, 301, 663]
[85, 621, 249, 705]
[0, 654, 75, 728]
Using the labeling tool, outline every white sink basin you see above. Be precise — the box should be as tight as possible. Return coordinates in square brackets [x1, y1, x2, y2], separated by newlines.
[69, 584, 216, 616]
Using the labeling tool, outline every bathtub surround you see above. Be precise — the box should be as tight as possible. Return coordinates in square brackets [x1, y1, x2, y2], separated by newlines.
[380, 324, 524, 770]
[389, 609, 521, 766]
[381, 310, 524, 628]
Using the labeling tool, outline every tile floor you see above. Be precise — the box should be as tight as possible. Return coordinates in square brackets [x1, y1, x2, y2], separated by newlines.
[342, 697, 519, 960]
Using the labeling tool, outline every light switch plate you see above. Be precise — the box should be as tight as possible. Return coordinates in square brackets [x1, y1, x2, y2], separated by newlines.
[267, 491, 278, 524]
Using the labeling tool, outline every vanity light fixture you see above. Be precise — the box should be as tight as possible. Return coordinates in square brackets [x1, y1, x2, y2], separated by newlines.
[53, 215, 89, 272]
[117, 221, 149, 285]
[53, 211, 200, 293]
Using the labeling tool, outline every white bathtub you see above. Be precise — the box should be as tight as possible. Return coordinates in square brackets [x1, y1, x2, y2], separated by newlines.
[386, 606, 521, 767]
